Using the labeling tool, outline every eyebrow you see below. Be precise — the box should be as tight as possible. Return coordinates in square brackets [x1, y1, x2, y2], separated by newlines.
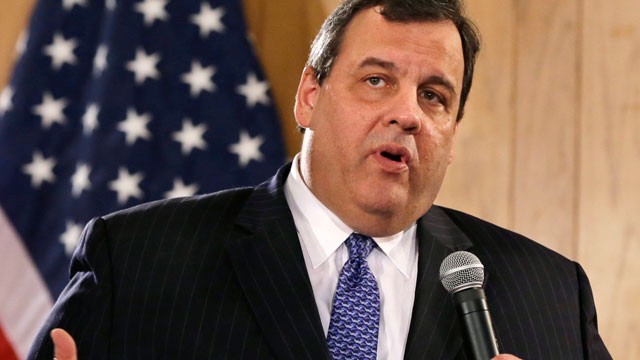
[424, 75, 457, 99]
[358, 57, 458, 98]
[358, 57, 397, 71]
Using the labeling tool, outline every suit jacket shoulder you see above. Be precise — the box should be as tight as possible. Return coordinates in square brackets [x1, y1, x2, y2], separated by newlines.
[102, 186, 254, 234]
[28, 166, 330, 360]
[439, 206, 571, 261]
[431, 206, 611, 359]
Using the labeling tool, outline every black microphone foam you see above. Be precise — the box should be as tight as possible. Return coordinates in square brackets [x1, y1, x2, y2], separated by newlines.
[440, 251, 499, 360]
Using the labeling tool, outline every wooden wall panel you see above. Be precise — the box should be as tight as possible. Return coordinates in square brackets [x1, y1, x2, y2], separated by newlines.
[437, 1, 515, 229]
[320, 0, 339, 14]
[580, 1, 640, 358]
[512, 0, 580, 257]
[0, 0, 35, 88]
[242, 0, 326, 157]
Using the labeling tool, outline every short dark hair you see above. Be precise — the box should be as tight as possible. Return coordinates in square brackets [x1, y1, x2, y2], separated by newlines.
[307, 0, 481, 121]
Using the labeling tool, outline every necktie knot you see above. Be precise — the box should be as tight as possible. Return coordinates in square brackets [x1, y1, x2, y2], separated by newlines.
[345, 233, 376, 259]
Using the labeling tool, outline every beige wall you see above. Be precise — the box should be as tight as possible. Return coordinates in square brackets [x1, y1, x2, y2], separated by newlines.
[0, 1, 34, 87]
[242, 0, 325, 157]
[2, 1, 638, 358]
[443, 2, 640, 358]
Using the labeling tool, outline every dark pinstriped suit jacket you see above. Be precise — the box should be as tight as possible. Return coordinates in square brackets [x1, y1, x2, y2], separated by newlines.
[28, 164, 611, 359]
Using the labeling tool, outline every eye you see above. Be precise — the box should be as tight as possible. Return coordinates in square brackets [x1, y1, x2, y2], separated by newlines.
[422, 90, 445, 105]
[366, 76, 386, 88]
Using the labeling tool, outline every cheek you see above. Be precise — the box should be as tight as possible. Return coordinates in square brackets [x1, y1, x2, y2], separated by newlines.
[416, 126, 456, 166]
[317, 106, 363, 148]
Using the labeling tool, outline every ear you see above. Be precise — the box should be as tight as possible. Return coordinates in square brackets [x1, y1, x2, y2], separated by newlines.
[448, 121, 460, 164]
[294, 66, 320, 129]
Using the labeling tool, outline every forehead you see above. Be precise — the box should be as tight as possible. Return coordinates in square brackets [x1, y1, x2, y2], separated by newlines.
[333, 7, 464, 85]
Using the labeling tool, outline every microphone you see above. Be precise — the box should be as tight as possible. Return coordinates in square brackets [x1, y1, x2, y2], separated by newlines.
[439, 251, 499, 360]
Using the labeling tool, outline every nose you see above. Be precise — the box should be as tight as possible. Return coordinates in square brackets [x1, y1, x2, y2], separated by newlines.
[383, 93, 422, 134]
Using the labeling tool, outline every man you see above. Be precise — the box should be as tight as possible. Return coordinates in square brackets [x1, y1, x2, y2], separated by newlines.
[28, 0, 611, 359]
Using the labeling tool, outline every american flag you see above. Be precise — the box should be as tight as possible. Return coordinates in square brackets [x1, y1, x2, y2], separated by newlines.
[0, 0, 286, 358]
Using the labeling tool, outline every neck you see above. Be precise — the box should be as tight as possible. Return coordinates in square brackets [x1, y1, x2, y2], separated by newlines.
[296, 156, 419, 237]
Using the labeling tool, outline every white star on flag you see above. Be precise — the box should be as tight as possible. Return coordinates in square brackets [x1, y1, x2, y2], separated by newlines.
[0, 86, 14, 115]
[191, 4, 225, 37]
[0, 0, 287, 355]
[228, 130, 264, 167]
[93, 45, 108, 75]
[134, 0, 169, 26]
[22, 151, 57, 188]
[172, 119, 208, 155]
[62, 0, 88, 11]
[82, 104, 100, 135]
[117, 108, 152, 145]
[60, 221, 83, 255]
[106, 0, 116, 11]
[109, 167, 144, 204]
[32, 92, 68, 129]
[181, 61, 216, 97]
[164, 178, 199, 199]
[236, 73, 270, 107]
[43, 33, 78, 70]
[126, 48, 161, 84]
[71, 163, 92, 197]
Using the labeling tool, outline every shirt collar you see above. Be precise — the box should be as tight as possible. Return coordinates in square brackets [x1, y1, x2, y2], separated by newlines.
[284, 155, 416, 278]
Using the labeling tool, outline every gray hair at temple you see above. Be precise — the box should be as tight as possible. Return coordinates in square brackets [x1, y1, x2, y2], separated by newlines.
[307, 0, 481, 122]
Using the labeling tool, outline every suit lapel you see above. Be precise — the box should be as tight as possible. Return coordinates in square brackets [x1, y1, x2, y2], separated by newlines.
[224, 164, 478, 360]
[225, 165, 330, 360]
[404, 206, 473, 360]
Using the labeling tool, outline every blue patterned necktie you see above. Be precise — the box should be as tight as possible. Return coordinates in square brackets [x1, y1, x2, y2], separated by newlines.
[326, 233, 380, 360]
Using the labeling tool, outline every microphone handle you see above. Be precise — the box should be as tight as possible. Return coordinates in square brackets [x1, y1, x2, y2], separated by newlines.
[454, 287, 499, 360]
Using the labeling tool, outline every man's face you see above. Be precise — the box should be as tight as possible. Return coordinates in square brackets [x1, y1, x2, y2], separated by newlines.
[295, 7, 465, 236]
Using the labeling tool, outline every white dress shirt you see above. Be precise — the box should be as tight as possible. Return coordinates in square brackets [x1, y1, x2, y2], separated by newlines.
[284, 155, 419, 360]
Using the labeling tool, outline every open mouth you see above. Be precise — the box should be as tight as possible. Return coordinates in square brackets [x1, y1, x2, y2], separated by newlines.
[372, 145, 411, 173]
[381, 151, 403, 162]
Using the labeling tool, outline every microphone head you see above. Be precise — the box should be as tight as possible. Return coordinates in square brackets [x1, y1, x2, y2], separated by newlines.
[439, 251, 485, 293]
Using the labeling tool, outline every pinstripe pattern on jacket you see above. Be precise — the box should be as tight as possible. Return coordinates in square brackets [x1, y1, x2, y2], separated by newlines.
[28, 164, 610, 359]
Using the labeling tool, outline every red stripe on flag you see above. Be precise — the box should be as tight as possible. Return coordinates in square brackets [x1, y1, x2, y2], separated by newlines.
[0, 207, 54, 359]
[0, 326, 19, 360]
